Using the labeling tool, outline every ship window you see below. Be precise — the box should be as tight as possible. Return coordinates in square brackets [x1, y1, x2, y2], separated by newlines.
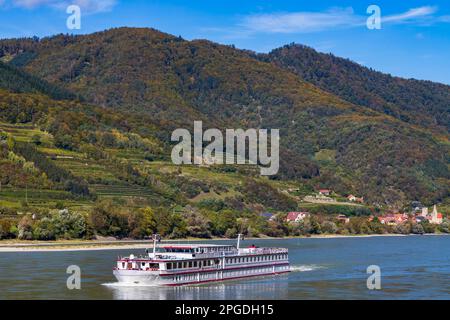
[188, 262, 193, 268]
[167, 263, 172, 270]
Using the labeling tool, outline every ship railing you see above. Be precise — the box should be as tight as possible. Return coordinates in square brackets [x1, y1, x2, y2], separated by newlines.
[238, 248, 288, 255]
[193, 251, 238, 258]
[118, 248, 287, 260]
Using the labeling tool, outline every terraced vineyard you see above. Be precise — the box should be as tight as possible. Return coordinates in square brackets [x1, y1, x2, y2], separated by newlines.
[0, 122, 52, 144]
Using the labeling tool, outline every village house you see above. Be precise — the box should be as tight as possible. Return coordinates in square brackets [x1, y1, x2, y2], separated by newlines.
[347, 194, 364, 203]
[378, 213, 409, 226]
[373, 204, 444, 226]
[336, 214, 350, 224]
[318, 189, 331, 196]
[286, 212, 310, 223]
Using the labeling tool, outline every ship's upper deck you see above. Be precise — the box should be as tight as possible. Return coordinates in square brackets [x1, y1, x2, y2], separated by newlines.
[118, 244, 288, 262]
[161, 244, 236, 254]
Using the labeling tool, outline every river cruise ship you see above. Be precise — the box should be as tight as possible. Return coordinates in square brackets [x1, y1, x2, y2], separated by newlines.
[113, 235, 290, 286]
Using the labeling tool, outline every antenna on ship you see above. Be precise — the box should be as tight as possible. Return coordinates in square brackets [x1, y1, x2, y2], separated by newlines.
[237, 233, 245, 249]
[152, 234, 161, 257]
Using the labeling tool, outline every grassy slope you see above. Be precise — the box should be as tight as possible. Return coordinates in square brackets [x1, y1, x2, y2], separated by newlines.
[1, 120, 375, 216]
[0, 28, 448, 207]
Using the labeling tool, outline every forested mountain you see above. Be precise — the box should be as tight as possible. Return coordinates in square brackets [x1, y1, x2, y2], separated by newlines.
[0, 27, 449, 208]
[0, 61, 77, 100]
[263, 43, 450, 133]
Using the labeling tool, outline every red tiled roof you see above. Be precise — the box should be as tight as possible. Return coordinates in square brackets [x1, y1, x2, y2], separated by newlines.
[286, 212, 308, 221]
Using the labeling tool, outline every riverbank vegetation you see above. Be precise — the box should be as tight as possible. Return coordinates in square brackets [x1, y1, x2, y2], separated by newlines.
[1, 201, 448, 241]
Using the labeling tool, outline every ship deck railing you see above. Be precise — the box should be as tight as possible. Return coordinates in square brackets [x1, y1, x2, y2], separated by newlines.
[239, 247, 289, 255]
[118, 247, 288, 261]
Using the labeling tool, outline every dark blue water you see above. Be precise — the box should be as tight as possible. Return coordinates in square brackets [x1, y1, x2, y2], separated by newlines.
[0, 235, 449, 299]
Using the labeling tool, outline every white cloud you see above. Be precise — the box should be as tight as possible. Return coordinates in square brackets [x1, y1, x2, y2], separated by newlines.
[383, 6, 437, 23]
[8, 0, 117, 13]
[238, 6, 445, 34]
[240, 7, 359, 34]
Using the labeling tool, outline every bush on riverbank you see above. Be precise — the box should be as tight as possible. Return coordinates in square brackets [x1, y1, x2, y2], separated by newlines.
[0, 201, 448, 241]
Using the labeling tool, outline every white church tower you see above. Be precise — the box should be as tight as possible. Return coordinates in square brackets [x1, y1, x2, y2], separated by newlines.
[430, 205, 442, 224]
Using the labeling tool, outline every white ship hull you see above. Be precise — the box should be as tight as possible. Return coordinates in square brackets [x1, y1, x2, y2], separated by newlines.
[113, 263, 290, 286]
[113, 240, 290, 286]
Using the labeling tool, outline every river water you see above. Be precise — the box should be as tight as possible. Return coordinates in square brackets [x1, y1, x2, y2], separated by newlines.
[0, 235, 449, 300]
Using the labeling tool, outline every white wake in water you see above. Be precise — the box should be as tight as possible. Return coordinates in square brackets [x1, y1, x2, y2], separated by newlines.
[290, 264, 324, 272]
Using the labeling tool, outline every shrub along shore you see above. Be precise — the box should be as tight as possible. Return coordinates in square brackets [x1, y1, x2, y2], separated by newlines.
[0, 199, 448, 242]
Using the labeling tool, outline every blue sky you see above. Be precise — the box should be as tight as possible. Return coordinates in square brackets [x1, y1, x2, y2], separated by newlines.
[1, 0, 450, 84]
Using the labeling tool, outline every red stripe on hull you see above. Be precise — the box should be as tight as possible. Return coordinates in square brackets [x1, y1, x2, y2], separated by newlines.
[165, 270, 291, 286]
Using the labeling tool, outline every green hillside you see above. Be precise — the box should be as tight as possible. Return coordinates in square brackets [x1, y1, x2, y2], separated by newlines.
[263, 43, 450, 133]
[0, 28, 449, 240]
[0, 60, 77, 101]
[1, 27, 448, 206]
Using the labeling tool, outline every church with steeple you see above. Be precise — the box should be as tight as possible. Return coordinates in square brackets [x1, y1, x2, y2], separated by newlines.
[421, 205, 443, 224]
